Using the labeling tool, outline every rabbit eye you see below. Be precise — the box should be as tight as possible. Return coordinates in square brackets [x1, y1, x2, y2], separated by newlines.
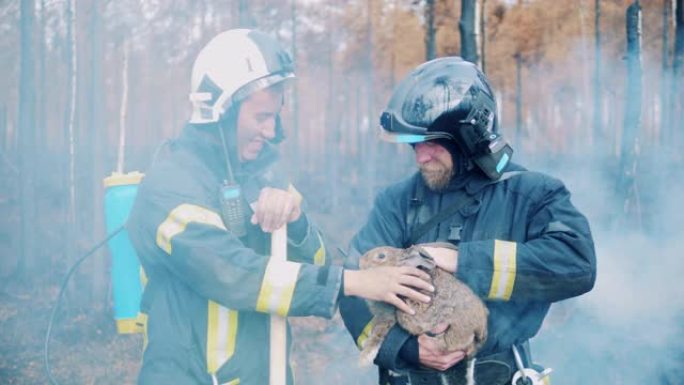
[376, 253, 386, 260]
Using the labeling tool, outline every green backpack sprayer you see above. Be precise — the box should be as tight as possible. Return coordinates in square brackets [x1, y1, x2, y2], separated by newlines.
[44, 89, 145, 382]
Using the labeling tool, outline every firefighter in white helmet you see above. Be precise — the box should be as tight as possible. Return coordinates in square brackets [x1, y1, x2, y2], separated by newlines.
[127, 29, 433, 385]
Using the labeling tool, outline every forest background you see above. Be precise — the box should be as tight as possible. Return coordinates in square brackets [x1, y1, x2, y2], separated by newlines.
[0, 0, 683, 384]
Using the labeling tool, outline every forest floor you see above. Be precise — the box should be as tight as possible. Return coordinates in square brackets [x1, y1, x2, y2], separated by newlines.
[0, 209, 376, 385]
[0, 275, 375, 385]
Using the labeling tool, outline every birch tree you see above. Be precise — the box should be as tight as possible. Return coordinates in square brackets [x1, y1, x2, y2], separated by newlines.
[18, 0, 36, 277]
[593, 0, 603, 146]
[290, 0, 300, 179]
[618, 1, 643, 228]
[65, 0, 78, 273]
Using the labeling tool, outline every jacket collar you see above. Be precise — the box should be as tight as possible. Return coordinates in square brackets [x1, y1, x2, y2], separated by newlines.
[418, 162, 525, 195]
[178, 123, 280, 184]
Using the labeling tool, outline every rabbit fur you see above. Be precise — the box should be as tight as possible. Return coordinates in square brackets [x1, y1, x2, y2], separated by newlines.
[358, 243, 488, 383]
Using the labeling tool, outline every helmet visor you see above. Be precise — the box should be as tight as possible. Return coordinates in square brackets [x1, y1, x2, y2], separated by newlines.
[231, 71, 295, 105]
[378, 111, 454, 144]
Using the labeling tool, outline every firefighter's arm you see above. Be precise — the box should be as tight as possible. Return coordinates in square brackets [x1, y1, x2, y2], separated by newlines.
[340, 249, 421, 370]
[456, 176, 597, 303]
[285, 214, 329, 266]
[250, 185, 328, 266]
[340, 186, 422, 370]
[153, 197, 342, 319]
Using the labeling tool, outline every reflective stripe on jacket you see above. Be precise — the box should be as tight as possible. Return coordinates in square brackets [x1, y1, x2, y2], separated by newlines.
[128, 124, 342, 385]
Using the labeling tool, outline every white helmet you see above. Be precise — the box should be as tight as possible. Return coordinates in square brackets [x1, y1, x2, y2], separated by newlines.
[189, 29, 295, 124]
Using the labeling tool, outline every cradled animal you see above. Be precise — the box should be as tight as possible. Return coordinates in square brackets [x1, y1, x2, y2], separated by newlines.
[358, 243, 488, 368]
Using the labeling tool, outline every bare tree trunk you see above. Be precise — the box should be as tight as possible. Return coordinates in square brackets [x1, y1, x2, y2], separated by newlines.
[355, 83, 362, 171]
[290, 0, 300, 180]
[460, 0, 478, 64]
[660, 0, 672, 146]
[64, 0, 78, 281]
[325, 5, 339, 212]
[480, 0, 487, 72]
[239, 0, 254, 28]
[37, 0, 46, 154]
[19, 0, 36, 279]
[0, 106, 20, 175]
[88, 0, 106, 303]
[674, 0, 683, 144]
[366, 0, 376, 204]
[0, 104, 6, 151]
[593, 0, 603, 147]
[117, 42, 129, 175]
[618, 1, 643, 228]
[514, 52, 523, 147]
[425, 0, 436, 61]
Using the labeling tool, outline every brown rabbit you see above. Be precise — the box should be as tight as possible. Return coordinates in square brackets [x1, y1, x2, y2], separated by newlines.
[358, 243, 488, 376]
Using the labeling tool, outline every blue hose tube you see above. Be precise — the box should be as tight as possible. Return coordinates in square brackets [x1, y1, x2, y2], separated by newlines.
[103, 171, 145, 334]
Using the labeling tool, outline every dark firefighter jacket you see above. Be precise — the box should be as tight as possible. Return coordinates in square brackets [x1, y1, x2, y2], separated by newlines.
[340, 163, 596, 374]
[127, 124, 343, 385]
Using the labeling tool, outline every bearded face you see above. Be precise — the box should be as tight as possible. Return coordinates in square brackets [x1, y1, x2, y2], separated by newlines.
[420, 158, 454, 191]
[414, 142, 455, 192]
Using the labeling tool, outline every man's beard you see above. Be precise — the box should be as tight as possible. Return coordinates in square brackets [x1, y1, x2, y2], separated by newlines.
[420, 161, 454, 191]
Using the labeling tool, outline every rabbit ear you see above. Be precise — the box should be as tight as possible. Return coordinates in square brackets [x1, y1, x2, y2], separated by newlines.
[403, 246, 437, 271]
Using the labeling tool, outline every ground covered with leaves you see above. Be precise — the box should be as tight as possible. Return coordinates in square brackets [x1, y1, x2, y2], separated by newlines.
[0, 267, 378, 385]
[0, 208, 377, 385]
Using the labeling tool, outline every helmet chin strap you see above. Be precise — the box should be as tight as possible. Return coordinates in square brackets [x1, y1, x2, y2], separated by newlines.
[433, 138, 473, 178]
[217, 105, 241, 183]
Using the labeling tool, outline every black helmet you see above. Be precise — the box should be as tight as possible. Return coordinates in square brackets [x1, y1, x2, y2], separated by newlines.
[379, 57, 512, 180]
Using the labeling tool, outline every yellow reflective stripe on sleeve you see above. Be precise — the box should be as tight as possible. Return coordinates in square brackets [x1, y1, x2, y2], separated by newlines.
[488, 240, 517, 301]
[356, 319, 374, 350]
[140, 266, 148, 287]
[255, 259, 302, 316]
[211, 375, 240, 385]
[313, 232, 325, 266]
[156, 204, 226, 254]
[116, 318, 142, 334]
[206, 301, 239, 374]
[137, 312, 149, 352]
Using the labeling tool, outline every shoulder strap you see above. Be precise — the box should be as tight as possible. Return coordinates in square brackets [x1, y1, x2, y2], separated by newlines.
[407, 189, 475, 246]
[406, 176, 426, 234]
[405, 171, 525, 247]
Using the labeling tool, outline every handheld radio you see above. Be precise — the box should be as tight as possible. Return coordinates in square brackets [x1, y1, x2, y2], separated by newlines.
[218, 123, 247, 237]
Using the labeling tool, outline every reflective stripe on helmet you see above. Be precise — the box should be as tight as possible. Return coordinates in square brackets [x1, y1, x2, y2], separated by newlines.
[378, 129, 451, 144]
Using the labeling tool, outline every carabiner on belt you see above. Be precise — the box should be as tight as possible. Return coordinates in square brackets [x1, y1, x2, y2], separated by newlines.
[510, 345, 553, 385]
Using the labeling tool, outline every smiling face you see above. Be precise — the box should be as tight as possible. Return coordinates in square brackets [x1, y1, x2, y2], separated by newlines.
[414, 141, 454, 191]
[236, 84, 285, 162]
